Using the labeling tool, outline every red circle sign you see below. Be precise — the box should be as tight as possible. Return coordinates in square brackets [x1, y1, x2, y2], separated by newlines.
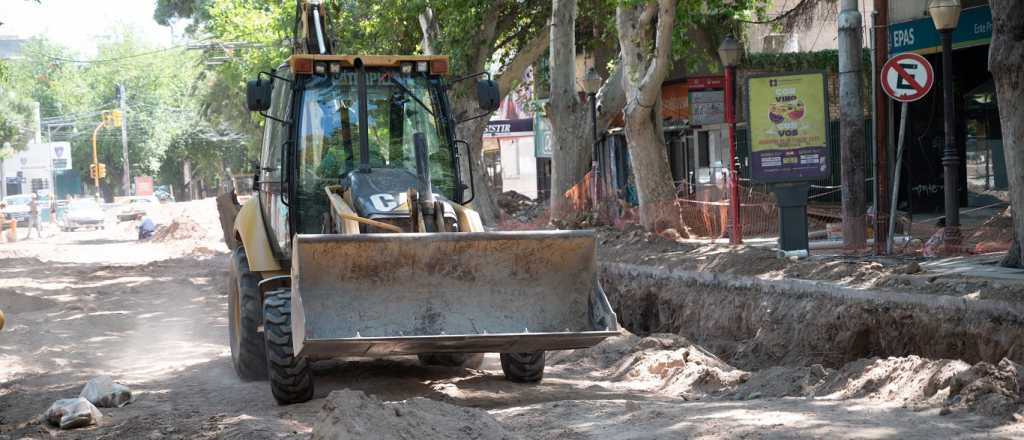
[881, 53, 934, 103]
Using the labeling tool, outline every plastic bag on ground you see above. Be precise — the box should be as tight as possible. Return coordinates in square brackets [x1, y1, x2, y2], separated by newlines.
[45, 397, 103, 429]
[80, 375, 133, 408]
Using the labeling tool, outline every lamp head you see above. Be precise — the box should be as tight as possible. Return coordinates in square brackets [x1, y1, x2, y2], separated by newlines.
[718, 35, 743, 68]
[928, 0, 962, 32]
[582, 67, 603, 95]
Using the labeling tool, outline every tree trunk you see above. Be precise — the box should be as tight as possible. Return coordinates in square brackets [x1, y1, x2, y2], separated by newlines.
[451, 98, 503, 225]
[989, 0, 1024, 264]
[548, 0, 592, 224]
[615, 0, 683, 233]
[624, 98, 680, 232]
[838, 0, 868, 250]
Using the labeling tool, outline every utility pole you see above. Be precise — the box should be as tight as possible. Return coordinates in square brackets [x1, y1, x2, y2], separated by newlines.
[118, 84, 131, 196]
[873, 0, 891, 254]
[838, 0, 868, 251]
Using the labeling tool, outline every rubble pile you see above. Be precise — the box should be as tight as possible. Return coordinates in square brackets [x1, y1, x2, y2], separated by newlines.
[312, 389, 520, 440]
[496, 191, 545, 224]
[152, 216, 206, 242]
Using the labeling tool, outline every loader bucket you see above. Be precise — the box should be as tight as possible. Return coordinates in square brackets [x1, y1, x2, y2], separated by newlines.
[290, 230, 618, 359]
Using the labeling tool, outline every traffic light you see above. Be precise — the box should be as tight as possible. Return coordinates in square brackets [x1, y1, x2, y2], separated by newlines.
[110, 110, 122, 128]
[89, 163, 107, 179]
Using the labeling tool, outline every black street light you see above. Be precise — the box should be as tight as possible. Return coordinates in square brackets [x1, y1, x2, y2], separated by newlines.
[929, 0, 962, 252]
[582, 67, 604, 219]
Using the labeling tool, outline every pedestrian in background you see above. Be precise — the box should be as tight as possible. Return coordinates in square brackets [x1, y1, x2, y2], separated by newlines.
[50, 197, 57, 225]
[26, 193, 43, 239]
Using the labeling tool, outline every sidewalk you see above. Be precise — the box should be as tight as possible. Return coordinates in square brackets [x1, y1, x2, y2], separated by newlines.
[921, 253, 1024, 282]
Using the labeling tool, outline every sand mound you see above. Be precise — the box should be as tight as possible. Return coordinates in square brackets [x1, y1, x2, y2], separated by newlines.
[943, 358, 1024, 419]
[153, 216, 206, 241]
[815, 356, 969, 404]
[312, 389, 520, 440]
[552, 332, 749, 398]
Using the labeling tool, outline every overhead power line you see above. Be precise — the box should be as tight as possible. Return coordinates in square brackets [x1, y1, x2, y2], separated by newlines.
[23, 41, 210, 64]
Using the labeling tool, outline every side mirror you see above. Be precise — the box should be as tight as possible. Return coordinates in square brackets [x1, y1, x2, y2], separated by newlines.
[454, 140, 475, 204]
[476, 80, 500, 112]
[246, 79, 272, 112]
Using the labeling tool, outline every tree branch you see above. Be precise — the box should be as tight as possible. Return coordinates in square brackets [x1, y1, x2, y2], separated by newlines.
[639, 0, 676, 101]
[596, 61, 625, 130]
[495, 24, 551, 97]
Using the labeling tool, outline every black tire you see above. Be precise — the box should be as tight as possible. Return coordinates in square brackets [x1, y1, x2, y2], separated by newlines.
[417, 353, 485, 369]
[228, 247, 268, 380]
[263, 288, 314, 405]
[500, 351, 546, 383]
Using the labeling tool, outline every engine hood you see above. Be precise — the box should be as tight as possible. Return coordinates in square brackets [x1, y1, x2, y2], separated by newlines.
[346, 168, 455, 220]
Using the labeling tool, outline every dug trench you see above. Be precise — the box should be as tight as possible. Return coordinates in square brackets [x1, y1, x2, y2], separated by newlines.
[598, 261, 1024, 421]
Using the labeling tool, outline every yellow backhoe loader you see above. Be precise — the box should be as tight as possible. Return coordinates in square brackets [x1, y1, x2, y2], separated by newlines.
[223, 0, 617, 405]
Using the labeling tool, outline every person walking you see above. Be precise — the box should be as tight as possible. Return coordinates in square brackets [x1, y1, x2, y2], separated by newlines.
[26, 193, 43, 239]
[49, 196, 57, 226]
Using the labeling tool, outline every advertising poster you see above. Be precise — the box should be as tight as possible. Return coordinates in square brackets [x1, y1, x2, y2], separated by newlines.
[746, 72, 830, 183]
[134, 176, 154, 196]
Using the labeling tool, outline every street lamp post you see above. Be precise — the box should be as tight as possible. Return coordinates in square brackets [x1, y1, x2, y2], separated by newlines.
[718, 35, 743, 245]
[583, 67, 604, 220]
[929, 0, 962, 252]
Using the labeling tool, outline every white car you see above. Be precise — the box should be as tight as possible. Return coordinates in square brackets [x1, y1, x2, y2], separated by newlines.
[1, 195, 33, 226]
[62, 199, 106, 231]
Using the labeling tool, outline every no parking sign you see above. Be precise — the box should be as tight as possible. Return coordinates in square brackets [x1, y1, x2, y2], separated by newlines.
[881, 53, 934, 103]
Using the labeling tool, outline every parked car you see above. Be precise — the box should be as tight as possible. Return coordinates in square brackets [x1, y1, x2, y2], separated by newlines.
[62, 199, 106, 231]
[1, 194, 53, 226]
[116, 196, 157, 222]
[154, 188, 174, 203]
[1, 195, 32, 226]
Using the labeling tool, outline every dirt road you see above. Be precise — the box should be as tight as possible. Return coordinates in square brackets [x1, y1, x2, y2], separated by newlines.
[1, 199, 1022, 439]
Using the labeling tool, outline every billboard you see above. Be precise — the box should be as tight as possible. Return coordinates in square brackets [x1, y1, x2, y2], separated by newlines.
[746, 72, 830, 183]
[134, 176, 154, 196]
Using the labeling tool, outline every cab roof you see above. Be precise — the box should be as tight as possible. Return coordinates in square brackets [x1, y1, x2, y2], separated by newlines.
[287, 54, 450, 75]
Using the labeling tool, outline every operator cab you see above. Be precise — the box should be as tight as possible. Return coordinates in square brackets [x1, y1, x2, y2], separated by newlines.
[246, 55, 499, 254]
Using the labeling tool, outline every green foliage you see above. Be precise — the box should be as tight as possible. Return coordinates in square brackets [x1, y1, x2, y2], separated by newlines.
[742, 49, 873, 74]
[5, 30, 205, 194]
[0, 88, 34, 150]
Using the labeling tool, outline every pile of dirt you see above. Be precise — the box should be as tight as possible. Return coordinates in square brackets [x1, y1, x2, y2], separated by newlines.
[312, 389, 520, 440]
[152, 216, 207, 242]
[597, 226, 786, 276]
[551, 332, 750, 399]
[496, 191, 546, 225]
[733, 355, 1024, 420]
[556, 333, 1024, 420]
[943, 358, 1024, 419]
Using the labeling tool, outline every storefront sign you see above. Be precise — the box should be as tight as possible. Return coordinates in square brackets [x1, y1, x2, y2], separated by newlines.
[686, 76, 725, 90]
[889, 5, 992, 55]
[533, 116, 553, 158]
[745, 72, 830, 183]
[689, 90, 725, 126]
[484, 119, 533, 136]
